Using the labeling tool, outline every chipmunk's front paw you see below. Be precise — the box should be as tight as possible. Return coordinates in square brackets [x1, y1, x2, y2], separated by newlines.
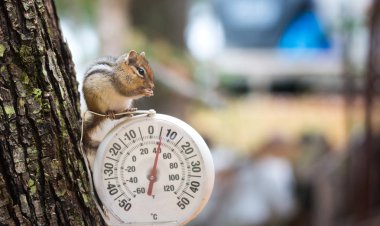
[105, 111, 116, 119]
[143, 88, 154, 97]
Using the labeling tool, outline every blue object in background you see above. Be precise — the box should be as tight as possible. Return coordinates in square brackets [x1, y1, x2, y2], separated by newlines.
[279, 11, 330, 49]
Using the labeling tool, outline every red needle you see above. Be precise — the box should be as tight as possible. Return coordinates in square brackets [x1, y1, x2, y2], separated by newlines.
[147, 137, 162, 196]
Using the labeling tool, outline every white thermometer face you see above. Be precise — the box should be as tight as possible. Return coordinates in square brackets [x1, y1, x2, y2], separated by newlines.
[93, 114, 214, 225]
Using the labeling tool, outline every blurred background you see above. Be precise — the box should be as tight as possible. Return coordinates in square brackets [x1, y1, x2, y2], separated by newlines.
[56, 0, 380, 225]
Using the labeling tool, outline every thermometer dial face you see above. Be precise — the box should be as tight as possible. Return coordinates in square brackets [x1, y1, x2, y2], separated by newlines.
[93, 114, 214, 225]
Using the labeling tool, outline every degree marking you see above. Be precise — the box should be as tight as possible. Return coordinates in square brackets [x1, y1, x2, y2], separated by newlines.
[159, 126, 163, 138]
[118, 138, 127, 147]
[114, 193, 124, 201]
[183, 191, 194, 198]
[185, 154, 197, 160]
[175, 136, 183, 146]
[138, 127, 143, 141]
[106, 156, 119, 162]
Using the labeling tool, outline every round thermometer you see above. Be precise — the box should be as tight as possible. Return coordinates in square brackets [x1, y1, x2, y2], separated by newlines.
[93, 113, 214, 225]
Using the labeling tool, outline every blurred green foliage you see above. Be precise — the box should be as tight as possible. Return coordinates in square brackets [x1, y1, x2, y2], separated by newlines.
[55, 0, 97, 23]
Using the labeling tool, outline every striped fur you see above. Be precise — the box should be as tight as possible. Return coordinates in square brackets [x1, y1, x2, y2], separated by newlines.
[82, 51, 154, 169]
[84, 56, 116, 77]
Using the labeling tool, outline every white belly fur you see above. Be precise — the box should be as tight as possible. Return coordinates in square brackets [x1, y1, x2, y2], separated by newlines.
[86, 75, 134, 143]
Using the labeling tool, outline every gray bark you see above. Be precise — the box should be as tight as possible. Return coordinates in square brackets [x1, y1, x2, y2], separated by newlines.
[0, 0, 102, 225]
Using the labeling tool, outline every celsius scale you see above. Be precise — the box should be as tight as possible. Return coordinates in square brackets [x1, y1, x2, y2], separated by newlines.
[83, 110, 215, 226]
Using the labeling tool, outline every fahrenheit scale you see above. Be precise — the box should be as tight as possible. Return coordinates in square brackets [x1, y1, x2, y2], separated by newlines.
[92, 112, 214, 225]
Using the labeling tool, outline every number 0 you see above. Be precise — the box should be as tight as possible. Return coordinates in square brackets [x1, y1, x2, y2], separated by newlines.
[148, 126, 154, 134]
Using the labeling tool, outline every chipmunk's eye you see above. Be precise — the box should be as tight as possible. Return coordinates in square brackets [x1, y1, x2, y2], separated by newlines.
[136, 67, 145, 77]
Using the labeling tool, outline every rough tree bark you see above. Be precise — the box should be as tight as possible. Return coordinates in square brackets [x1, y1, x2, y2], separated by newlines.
[0, 0, 102, 225]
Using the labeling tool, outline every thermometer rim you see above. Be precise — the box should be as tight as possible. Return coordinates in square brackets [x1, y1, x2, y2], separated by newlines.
[93, 113, 215, 225]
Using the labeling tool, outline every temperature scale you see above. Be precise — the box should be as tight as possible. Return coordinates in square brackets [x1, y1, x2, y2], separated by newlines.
[88, 111, 215, 226]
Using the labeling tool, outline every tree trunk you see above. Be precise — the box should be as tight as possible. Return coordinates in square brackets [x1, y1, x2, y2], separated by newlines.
[0, 0, 102, 225]
[130, 0, 187, 48]
[343, 0, 380, 224]
[98, 0, 131, 56]
[365, 0, 380, 216]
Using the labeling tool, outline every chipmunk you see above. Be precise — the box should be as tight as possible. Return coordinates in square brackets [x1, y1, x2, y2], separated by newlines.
[82, 50, 154, 168]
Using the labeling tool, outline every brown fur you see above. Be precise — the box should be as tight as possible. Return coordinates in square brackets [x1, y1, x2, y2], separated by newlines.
[82, 50, 154, 168]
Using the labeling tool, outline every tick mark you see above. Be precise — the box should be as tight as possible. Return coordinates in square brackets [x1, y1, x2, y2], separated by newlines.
[184, 191, 194, 198]
[119, 138, 127, 147]
[106, 156, 119, 162]
[114, 193, 124, 201]
[175, 136, 184, 146]
[138, 127, 144, 141]
[185, 154, 197, 160]
[159, 126, 163, 138]
[105, 177, 117, 180]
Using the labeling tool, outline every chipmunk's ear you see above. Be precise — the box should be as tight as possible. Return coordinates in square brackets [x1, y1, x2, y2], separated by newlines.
[127, 50, 138, 64]
[140, 51, 146, 57]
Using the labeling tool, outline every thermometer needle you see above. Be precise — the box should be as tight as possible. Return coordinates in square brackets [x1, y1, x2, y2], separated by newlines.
[147, 137, 162, 196]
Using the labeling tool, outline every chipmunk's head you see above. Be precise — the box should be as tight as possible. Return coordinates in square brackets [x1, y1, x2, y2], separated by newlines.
[115, 50, 154, 98]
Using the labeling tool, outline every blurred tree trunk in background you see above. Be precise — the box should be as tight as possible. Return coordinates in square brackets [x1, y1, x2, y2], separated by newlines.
[130, 0, 187, 48]
[98, 0, 131, 55]
[344, 0, 380, 225]
[97, 0, 188, 50]
[0, 0, 102, 225]
[364, 0, 380, 218]
[365, 0, 380, 146]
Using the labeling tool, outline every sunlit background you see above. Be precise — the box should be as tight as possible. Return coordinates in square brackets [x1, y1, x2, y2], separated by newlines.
[56, 0, 380, 225]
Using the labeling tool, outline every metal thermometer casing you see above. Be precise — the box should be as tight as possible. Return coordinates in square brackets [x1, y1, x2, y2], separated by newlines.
[93, 114, 215, 225]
